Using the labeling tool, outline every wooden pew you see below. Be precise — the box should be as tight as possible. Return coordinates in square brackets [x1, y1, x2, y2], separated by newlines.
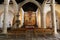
[8, 28, 26, 36]
[34, 28, 54, 36]
[44, 28, 54, 35]
[34, 28, 45, 36]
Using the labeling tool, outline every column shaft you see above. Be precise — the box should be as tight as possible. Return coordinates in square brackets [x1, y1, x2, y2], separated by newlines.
[3, 0, 10, 34]
[44, 14, 46, 28]
[51, 0, 58, 34]
[41, 9, 46, 28]
[41, 11, 44, 28]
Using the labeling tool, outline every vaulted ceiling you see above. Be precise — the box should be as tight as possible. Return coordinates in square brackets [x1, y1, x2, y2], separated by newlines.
[0, 0, 60, 4]
[0, 0, 60, 12]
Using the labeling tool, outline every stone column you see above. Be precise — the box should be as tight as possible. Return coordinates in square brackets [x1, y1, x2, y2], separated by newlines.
[41, 10, 44, 28]
[44, 14, 46, 28]
[41, 8, 46, 28]
[51, 0, 58, 34]
[2, 0, 10, 34]
[41, 0, 48, 28]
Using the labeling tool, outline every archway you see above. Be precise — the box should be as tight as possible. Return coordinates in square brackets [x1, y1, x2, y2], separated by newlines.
[22, 2, 38, 28]
[0, 10, 14, 29]
[18, 0, 42, 28]
[46, 11, 60, 31]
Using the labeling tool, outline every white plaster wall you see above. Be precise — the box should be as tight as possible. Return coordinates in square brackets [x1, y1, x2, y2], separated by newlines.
[44, 4, 51, 14]
[36, 8, 41, 28]
[0, 4, 15, 28]
[19, 8, 24, 28]
[0, 12, 14, 28]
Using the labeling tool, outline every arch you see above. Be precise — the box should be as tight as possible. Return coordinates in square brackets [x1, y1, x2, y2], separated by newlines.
[0, 11, 14, 28]
[46, 11, 60, 29]
[11, 0, 18, 12]
[18, 0, 42, 28]
[19, 0, 42, 13]
[0, 10, 15, 16]
[42, 0, 48, 10]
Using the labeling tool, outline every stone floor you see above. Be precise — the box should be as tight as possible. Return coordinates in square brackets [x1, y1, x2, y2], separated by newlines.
[0, 34, 60, 40]
[0, 31, 60, 40]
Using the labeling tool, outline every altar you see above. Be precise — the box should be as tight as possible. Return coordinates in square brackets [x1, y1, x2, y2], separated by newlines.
[24, 11, 37, 28]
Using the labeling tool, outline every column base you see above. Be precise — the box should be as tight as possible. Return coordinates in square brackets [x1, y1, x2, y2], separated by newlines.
[0, 33, 7, 35]
[2, 31, 7, 35]
[54, 33, 60, 38]
[44, 27, 46, 28]
[53, 32, 60, 38]
[54, 31, 58, 35]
